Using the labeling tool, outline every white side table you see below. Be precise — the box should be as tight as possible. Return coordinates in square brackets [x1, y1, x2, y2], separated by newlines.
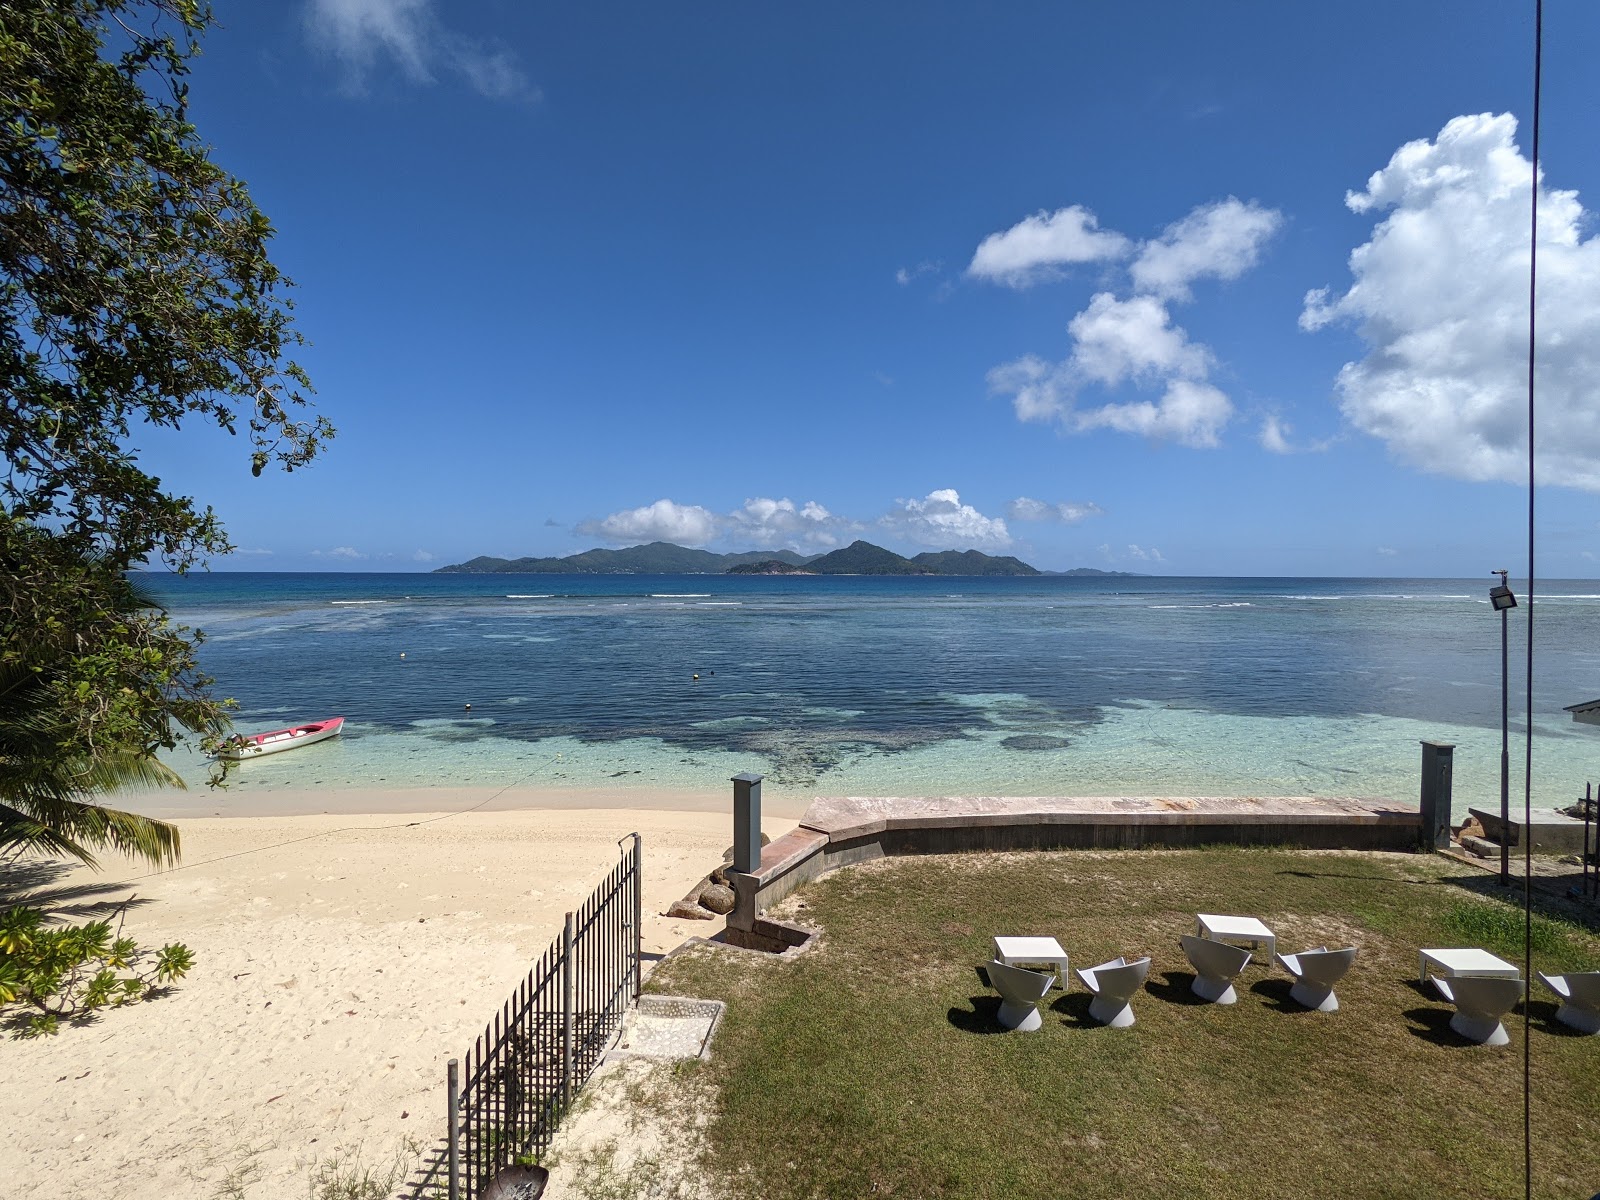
[1418, 947, 1520, 985]
[993, 936, 1069, 989]
[1196, 914, 1276, 966]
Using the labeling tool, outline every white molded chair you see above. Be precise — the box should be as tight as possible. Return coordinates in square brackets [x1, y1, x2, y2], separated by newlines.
[1538, 971, 1600, 1035]
[1433, 975, 1525, 1046]
[986, 959, 1055, 1032]
[1076, 956, 1150, 1027]
[1276, 946, 1358, 1012]
[1181, 934, 1252, 1004]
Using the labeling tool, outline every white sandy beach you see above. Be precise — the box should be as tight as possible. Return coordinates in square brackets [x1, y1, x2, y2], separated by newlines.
[1, 791, 797, 1199]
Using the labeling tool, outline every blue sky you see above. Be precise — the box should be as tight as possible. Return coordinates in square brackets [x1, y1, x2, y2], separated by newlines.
[139, 2, 1600, 575]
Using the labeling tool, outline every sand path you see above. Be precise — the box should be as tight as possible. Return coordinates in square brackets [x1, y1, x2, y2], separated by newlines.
[1, 798, 795, 1199]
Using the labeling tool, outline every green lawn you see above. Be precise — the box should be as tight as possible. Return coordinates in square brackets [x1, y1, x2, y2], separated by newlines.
[648, 848, 1600, 1200]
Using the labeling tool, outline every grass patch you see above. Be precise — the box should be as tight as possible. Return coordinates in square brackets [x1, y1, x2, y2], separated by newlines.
[1440, 896, 1588, 962]
[307, 1142, 414, 1200]
[650, 848, 1600, 1200]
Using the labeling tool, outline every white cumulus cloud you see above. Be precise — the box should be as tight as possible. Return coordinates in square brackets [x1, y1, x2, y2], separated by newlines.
[1260, 415, 1294, 454]
[1007, 497, 1104, 524]
[1258, 414, 1334, 455]
[980, 198, 1281, 449]
[1302, 112, 1600, 490]
[726, 497, 850, 549]
[305, 0, 534, 99]
[311, 545, 367, 560]
[1078, 379, 1233, 449]
[966, 206, 1131, 288]
[986, 355, 1071, 424]
[1068, 293, 1213, 387]
[896, 260, 942, 286]
[579, 500, 719, 547]
[881, 489, 1011, 549]
[1130, 197, 1283, 300]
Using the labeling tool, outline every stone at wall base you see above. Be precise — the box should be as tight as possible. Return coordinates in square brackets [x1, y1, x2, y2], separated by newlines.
[666, 900, 715, 920]
[699, 884, 735, 914]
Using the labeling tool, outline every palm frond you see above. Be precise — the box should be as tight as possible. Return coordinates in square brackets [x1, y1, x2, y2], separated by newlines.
[0, 803, 97, 866]
[0, 794, 180, 869]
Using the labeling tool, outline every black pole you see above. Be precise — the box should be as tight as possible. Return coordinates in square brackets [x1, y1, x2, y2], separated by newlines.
[1583, 782, 1592, 899]
[1522, 5, 1543, 1196]
[1500, 602, 1511, 886]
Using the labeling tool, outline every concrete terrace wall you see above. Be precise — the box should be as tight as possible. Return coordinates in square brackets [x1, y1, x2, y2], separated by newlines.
[727, 795, 1423, 932]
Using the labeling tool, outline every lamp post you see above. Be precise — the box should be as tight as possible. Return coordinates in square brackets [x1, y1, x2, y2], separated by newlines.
[1489, 570, 1517, 885]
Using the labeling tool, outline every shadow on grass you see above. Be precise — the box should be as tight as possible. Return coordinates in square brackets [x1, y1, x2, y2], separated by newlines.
[1047, 990, 1099, 1028]
[1247, 976, 1301, 1013]
[1274, 868, 1421, 884]
[947, 995, 1008, 1035]
[1401, 1004, 1482, 1047]
[1145, 969, 1208, 1006]
[1526, 997, 1596, 1038]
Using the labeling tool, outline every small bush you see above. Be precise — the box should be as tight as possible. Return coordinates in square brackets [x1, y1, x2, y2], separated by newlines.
[0, 903, 193, 1037]
[307, 1143, 413, 1200]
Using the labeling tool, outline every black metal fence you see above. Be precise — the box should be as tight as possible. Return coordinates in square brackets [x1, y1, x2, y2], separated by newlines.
[446, 833, 642, 1199]
[1580, 782, 1597, 900]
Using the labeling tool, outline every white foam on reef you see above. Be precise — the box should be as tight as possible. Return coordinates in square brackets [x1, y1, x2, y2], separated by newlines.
[690, 715, 772, 730]
[650, 593, 711, 598]
[505, 594, 552, 599]
[330, 600, 387, 605]
[147, 699, 1599, 817]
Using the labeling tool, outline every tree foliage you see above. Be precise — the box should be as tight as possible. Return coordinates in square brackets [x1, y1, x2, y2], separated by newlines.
[0, 0, 332, 861]
[0, 550, 192, 865]
[0, 902, 193, 1036]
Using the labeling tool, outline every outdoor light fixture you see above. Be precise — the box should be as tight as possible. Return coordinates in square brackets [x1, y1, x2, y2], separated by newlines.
[1490, 576, 1518, 612]
[1491, 570, 1515, 885]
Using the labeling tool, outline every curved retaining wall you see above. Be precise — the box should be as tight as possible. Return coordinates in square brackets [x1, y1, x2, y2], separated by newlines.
[727, 795, 1422, 932]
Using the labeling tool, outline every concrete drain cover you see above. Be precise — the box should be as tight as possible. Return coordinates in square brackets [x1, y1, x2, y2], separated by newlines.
[609, 995, 723, 1061]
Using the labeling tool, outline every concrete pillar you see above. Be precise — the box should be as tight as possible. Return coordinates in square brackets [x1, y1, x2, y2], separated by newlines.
[1419, 741, 1455, 851]
[732, 772, 764, 873]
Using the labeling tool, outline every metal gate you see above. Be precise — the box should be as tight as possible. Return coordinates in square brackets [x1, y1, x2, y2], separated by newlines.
[447, 833, 641, 1199]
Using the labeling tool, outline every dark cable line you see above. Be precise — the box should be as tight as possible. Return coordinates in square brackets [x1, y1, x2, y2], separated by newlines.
[1523, 2, 1542, 1198]
[114, 748, 570, 884]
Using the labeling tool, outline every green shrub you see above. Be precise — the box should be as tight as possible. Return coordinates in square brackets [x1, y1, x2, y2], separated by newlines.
[0, 904, 193, 1037]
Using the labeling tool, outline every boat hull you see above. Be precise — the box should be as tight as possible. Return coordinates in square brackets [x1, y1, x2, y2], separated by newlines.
[221, 717, 345, 760]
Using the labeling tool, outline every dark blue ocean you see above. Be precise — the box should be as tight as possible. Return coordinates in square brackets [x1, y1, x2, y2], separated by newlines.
[135, 572, 1600, 812]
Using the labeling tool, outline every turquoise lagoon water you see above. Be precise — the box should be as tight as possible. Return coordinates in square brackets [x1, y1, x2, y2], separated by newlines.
[137, 572, 1600, 812]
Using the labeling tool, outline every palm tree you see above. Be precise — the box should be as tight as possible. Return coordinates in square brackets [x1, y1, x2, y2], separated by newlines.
[0, 575, 200, 870]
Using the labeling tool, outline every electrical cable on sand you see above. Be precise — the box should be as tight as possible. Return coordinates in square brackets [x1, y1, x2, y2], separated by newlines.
[115, 746, 572, 883]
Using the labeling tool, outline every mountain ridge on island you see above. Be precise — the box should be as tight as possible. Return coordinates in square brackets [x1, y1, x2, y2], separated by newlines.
[437, 540, 1146, 577]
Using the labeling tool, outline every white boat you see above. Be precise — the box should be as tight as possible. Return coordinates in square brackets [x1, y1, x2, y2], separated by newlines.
[221, 716, 344, 760]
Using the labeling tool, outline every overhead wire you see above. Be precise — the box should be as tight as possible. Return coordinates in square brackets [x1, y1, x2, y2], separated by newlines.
[1521, 2, 1542, 1198]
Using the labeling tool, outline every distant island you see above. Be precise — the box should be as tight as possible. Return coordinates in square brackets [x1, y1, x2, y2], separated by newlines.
[437, 540, 1148, 577]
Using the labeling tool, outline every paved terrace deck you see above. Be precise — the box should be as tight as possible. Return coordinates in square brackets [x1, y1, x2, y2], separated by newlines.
[727, 795, 1420, 932]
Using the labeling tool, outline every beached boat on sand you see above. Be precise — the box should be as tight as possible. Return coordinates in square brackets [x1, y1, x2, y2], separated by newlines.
[221, 716, 344, 760]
